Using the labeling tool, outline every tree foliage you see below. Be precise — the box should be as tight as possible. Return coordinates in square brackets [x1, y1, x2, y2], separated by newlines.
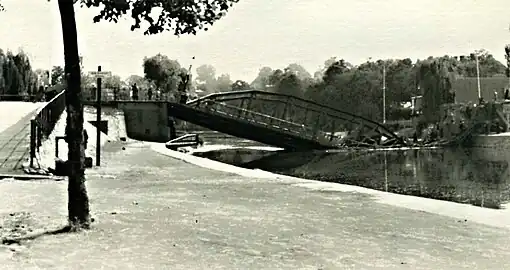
[231, 80, 250, 91]
[0, 49, 41, 100]
[195, 64, 217, 93]
[80, 0, 239, 35]
[126, 74, 152, 89]
[253, 51, 508, 124]
[216, 73, 232, 92]
[251, 66, 273, 90]
[268, 69, 305, 97]
[143, 53, 184, 93]
[286, 63, 312, 81]
[103, 74, 123, 89]
[0, 0, 241, 230]
[417, 59, 452, 123]
[51, 65, 65, 86]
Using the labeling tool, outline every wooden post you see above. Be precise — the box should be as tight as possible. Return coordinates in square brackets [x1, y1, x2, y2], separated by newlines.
[96, 66, 102, 166]
[87, 68, 111, 166]
[30, 120, 36, 168]
[37, 123, 42, 149]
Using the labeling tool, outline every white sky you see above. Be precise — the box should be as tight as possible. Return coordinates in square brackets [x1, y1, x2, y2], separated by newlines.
[0, 0, 509, 82]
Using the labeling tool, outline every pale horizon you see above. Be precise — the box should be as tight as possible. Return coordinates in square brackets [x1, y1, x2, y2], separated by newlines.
[1, 0, 509, 82]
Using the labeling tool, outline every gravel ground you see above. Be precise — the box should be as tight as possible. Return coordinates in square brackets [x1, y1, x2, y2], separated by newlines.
[0, 141, 509, 270]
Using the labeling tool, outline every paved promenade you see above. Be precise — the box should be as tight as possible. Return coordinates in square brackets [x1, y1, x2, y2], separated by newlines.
[0, 141, 509, 269]
[0, 103, 43, 174]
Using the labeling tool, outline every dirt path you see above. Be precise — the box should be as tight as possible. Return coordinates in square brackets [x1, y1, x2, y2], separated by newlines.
[0, 141, 509, 269]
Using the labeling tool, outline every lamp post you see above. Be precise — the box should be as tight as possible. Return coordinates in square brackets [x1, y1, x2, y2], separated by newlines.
[475, 54, 481, 100]
[505, 45, 510, 90]
[382, 64, 387, 124]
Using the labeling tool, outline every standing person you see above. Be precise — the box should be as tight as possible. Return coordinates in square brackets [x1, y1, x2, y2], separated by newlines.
[131, 83, 139, 101]
[147, 87, 153, 100]
[168, 117, 177, 139]
[179, 91, 188, 104]
[83, 129, 88, 150]
[178, 71, 190, 104]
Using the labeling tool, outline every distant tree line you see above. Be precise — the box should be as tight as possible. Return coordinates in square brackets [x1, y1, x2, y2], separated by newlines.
[0, 47, 76, 101]
[0, 49, 42, 101]
[245, 51, 506, 124]
[97, 49, 508, 126]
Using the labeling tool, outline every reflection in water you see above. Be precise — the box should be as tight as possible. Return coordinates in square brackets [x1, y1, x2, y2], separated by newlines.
[243, 148, 510, 209]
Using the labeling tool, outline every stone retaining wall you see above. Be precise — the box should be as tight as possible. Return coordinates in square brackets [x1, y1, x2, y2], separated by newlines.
[471, 134, 510, 149]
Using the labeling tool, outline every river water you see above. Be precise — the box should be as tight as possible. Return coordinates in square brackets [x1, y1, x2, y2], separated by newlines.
[196, 138, 510, 209]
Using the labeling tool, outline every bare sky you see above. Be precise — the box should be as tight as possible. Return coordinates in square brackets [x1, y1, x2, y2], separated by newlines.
[0, 0, 508, 82]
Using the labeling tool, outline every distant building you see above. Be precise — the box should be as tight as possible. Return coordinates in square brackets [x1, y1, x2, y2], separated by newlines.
[452, 76, 509, 103]
[411, 95, 423, 116]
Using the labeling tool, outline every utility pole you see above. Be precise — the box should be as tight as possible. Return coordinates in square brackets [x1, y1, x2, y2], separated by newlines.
[505, 45, 510, 89]
[475, 54, 481, 100]
[95, 66, 102, 167]
[382, 64, 386, 124]
[88, 67, 111, 166]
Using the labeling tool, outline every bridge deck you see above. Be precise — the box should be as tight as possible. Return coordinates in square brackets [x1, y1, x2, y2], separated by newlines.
[167, 103, 331, 150]
[88, 90, 406, 150]
[0, 109, 38, 174]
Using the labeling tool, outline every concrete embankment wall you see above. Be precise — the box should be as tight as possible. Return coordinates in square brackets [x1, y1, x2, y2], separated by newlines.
[192, 148, 279, 166]
[36, 108, 122, 170]
[90, 102, 263, 144]
[118, 102, 170, 142]
[84, 106, 127, 140]
[471, 134, 510, 150]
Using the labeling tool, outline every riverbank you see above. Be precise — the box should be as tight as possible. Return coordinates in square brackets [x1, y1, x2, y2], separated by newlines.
[1, 142, 510, 269]
[153, 144, 510, 229]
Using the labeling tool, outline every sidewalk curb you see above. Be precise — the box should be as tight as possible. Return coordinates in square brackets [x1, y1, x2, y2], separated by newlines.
[0, 174, 66, 181]
[149, 142, 510, 230]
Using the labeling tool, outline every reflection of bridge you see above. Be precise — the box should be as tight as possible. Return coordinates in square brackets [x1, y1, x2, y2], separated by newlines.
[84, 90, 406, 150]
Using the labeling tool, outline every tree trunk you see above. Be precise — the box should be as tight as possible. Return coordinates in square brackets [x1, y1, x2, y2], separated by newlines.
[58, 0, 91, 229]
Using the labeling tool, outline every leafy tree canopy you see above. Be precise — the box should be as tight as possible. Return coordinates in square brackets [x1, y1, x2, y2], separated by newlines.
[143, 53, 184, 92]
[51, 65, 64, 86]
[231, 80, 250, 91]
[79, 0, 239, 35]
[216, 73, 232, 92]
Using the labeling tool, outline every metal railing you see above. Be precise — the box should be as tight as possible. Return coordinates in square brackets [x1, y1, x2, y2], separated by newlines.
[187, 90, 405, 145]
[29, 90, 66, 167]
[0, 94, 39, 101]
[82, 88, 178, 103]
[193, 99, 346, 147]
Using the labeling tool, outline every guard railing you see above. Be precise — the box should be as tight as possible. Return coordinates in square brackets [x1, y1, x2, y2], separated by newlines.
[29, 90, 66, 167]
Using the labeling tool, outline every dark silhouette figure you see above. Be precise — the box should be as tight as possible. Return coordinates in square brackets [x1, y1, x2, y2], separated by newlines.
[178, 72, 190, 104]
[37, 86, 45, 101]
[132, 83, 139, 101]
[147, 88, 153, 100]
[504, 88, 510, 100]
[113, 87, 119, 101]
[168, 117, 177, 139]
[83, 129, 88, 150]
[179, 91, 188, 104]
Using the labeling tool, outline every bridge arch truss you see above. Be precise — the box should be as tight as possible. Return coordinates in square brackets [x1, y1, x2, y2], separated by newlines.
[186, 90, 406, 148]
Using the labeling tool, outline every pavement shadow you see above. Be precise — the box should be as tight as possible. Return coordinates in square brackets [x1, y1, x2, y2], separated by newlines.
[1, 225, 73, 245]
